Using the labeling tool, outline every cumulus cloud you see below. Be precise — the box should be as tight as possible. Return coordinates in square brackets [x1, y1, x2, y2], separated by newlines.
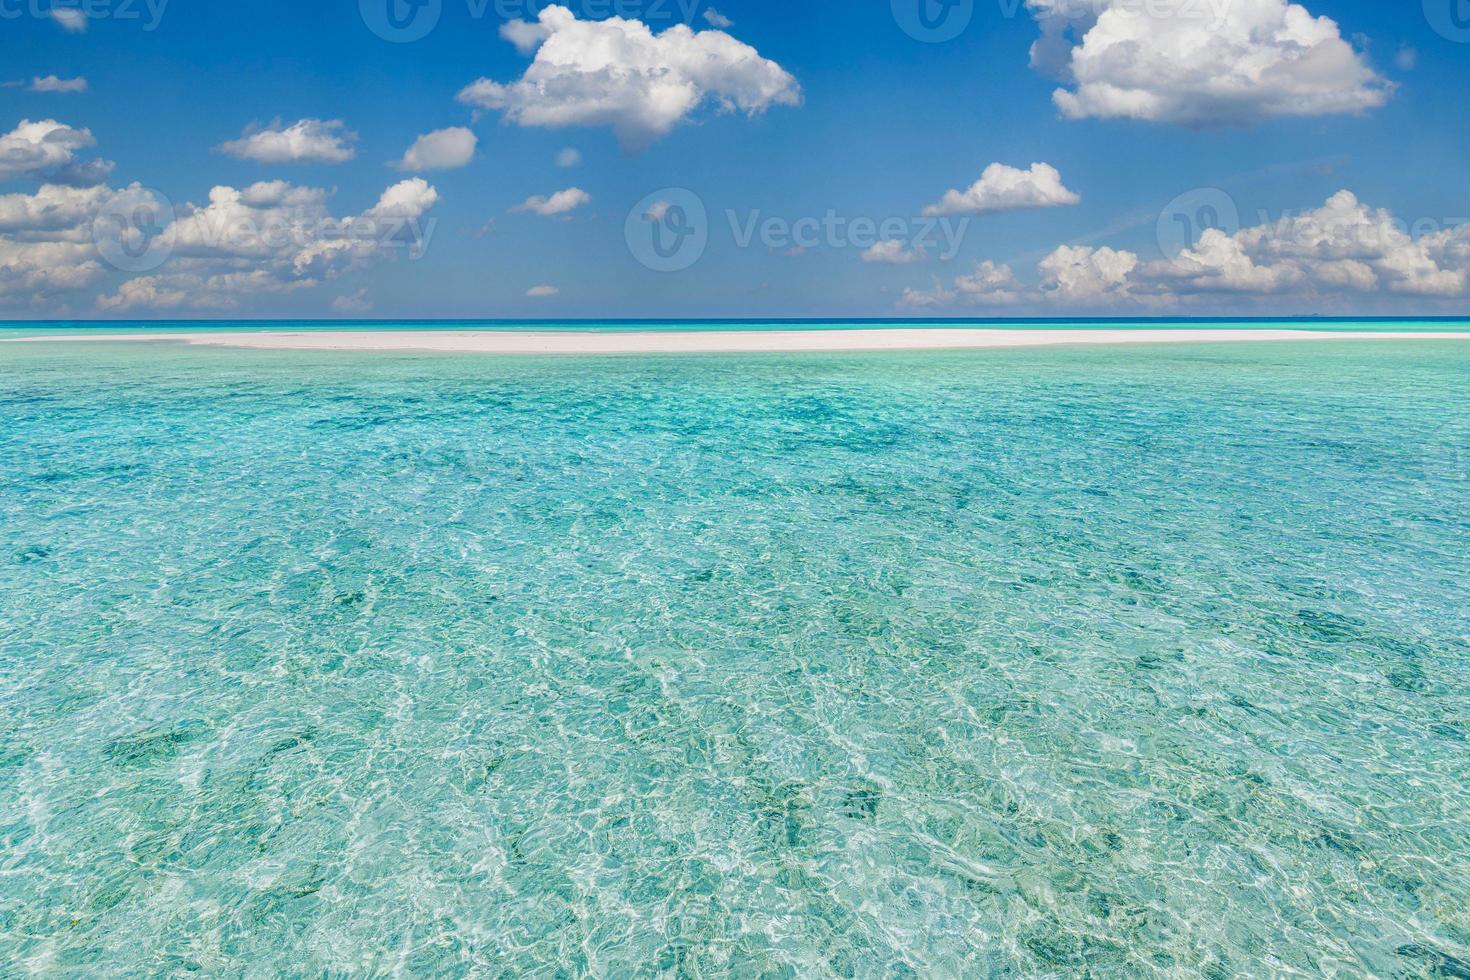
[556, 147, 582, 168]
[1039, 245, 1139, 303]
[500, 17, 552, 55]
[0, 118, 440, 311]
[130, 181, 434, 309]
[0, 182, 114, 236]
[51, 8, 87, 32]
[0, 182, 159, 305]
[30, 76, 88, 94]
[923, 162, 1081, 217]
[703, 8, 733, 28]
[95, 178, 440, 311]
[1026, 0, 1391, 124]
[0, 237, 103, 302]
[395, 127, 478, 171]
[1152, 191, 1469, 297]
[94, 276, 203, 312]
[526, 284, 559, 297]
[217, 119, 358, 165]
[902, 191, 1470, 313]
[511, 186, 590, 217]
[457, 5, 801, 148]
[332, 288, 374, 314]
[902, 261, 1022, 308]
[862, 240, 927, 265]
[0, 120, 98, 183]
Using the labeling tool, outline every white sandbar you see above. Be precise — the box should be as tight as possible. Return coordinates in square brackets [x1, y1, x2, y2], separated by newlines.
[7, 328, 1470, 355]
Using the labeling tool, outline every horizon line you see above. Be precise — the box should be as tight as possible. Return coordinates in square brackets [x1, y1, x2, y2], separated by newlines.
[6, 315, 1470, 327]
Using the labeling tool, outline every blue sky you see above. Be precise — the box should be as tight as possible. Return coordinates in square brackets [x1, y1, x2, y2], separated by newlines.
[2, 0, 1468, 318]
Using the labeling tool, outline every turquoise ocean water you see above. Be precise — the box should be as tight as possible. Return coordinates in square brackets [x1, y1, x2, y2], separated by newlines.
[1, 330, 1468, 975]
[5, 316, 1470, 338]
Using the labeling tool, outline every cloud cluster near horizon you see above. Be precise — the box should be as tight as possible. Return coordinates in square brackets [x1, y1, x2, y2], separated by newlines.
[0, 118, 441, 312]
[904, 192, 1470, 311]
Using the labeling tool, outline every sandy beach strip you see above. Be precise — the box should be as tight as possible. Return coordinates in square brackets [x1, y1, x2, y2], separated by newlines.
[7, 328, 1470, 355]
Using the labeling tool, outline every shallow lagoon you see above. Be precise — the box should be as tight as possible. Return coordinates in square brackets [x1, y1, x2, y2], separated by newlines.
[2, 339, 1468, 975]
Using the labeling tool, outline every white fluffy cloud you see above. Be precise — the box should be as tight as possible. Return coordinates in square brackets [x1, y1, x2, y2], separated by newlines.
[555, 147, 582, 168]
[30, 76, 88, 94]
[332, 288, 374, 314]
[511, 186, 590, 217]
[1153, 191, 1469, 297]
[395, 127, 478, 171]
[0, 237, 103, 301]
[903, 191, 1470, 312]
[0, 179, 436, 310]
[923, 162, 1080, 217]
[0, 118, 440, 312]
[217, 119, 357, 165]
[0, 182, 113, 236]
[0, 120, 97, 182]
[0, 182, 158, 305]
[95, 178, 440, 311]
[703, 8, 734, 28]
[500, 17, 552, 55]
[51, 8, 87, 32]
[526, 284, 559, 297]
[457, 5, 801, 148]
[1026, 0, 1391, 124]
[902, 261, 1022, 308]
[1039, 245, 1139, 302]
[862, 240, 927, 265]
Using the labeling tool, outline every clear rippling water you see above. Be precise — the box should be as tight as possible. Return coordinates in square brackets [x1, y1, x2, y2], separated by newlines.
[1, 337, 1468, 976]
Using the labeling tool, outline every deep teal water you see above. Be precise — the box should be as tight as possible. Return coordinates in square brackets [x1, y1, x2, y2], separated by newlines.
[1, 338, 1468, 976]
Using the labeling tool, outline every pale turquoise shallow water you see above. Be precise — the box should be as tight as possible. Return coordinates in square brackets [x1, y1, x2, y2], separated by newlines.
[1, 337, 1468, 976]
